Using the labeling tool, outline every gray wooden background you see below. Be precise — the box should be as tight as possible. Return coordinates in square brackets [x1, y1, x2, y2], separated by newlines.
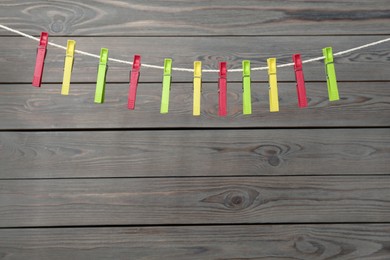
[0, 0, 390, 259]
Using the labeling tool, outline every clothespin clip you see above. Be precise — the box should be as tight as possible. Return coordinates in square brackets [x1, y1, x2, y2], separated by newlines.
[128, 55, 141, 110]
[292, 54, 308, 108]
[218, 62, 227, 117]
[323, 47, 339, 101]
[193, 61, 202, 116]
[267, 58, 279, 112]
[94, 48, 109, 103]
[242, 60, 252, 115]
[61, 40, 76, 95]
[160, 58, 172, 114]
[32, 32, 49, 87]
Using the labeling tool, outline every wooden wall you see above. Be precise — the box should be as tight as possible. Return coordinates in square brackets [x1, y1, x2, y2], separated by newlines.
[0, 0, 389, 259]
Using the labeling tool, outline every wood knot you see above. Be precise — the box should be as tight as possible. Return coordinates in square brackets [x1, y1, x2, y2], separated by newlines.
[294, 236, 326, 255]
[201, 188, 260, 211]
[253, 144, 285, 167]
[51, 21, 64, 33]
[268, 156, 280, 166]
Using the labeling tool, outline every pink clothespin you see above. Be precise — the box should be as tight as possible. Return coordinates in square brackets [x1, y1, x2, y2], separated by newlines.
[292, 54, 308, 108]
[128, 55, 141, 110]
[32, 32, 49, 87]
[218, 62, 227, 116]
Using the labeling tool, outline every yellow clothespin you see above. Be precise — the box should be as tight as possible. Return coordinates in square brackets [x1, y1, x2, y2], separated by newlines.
[267, 58, 279, 112]
[193, 61, 202, 116]
[61, 40, 76, 95]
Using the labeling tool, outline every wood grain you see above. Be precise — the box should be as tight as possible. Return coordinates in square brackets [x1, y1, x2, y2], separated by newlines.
[0, 82, 389, 129]
[0, 36, 389, 83]
[0, 1, 389, 257]
[1, 129, 389, 179]
[0, 176, 389, 227]
[1, 224, 390, 259]
[0, 0, 389, 36]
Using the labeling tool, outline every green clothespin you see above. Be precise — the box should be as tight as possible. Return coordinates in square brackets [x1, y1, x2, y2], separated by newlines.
[94, 48, 108, 103]
[242, 60, 252, 115]
[160, 58, 172, 114]
[323, 47, 339, 101]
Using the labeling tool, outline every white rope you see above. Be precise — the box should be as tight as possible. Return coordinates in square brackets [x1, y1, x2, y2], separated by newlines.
[1, 24, 390, 73]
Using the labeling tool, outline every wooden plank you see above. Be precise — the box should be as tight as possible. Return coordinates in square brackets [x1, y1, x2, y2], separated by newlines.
[0, 0, 389, 36]
[0, 82, 389, 129]
[1, 224, 389, 259]
[0, 176, 389, 227]
[1, 129, 389, 179]
[0, 36, 389, 83]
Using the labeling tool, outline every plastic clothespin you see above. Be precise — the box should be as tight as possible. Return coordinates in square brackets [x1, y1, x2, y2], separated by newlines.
[323, 47, 339, 101]
[218, 62, 227, 117]
[94, 48, 109, 103]
[61, 40, 76, 95]
[160, 58, 172, 114]
[193, 61, 202, 116]
[267, 58, 279, 112]
[128, 55, 141, 110]
[292, 54, 308, 108]
[242, 60, 252, 115]
[32, 32, 49, 87]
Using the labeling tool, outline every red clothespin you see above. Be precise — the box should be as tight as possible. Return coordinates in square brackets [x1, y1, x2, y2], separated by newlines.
[218, 62, 227, 116]
[32, 32, 49, 87]
[292, 54, 308, 108]
[128, 55, 141, 110]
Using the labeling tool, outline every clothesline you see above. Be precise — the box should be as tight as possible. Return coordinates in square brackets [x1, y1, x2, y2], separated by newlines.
[1, 24, 389, 73]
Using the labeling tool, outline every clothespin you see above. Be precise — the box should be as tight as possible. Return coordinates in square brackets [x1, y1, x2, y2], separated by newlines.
[32, 32, 49, 87]
[193, 61, 202, 116]
[94, 48, 108, 103]
[218, 62, 227, 117]
[323, 47, 339, 101]
[242, 60, 252, 115]
[292, 54, 308, 108]
[128, 55, 141, 110]
[268, 58, 279, 112]
[61, 40, 76, 95]
[160, 58, 172, 114]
